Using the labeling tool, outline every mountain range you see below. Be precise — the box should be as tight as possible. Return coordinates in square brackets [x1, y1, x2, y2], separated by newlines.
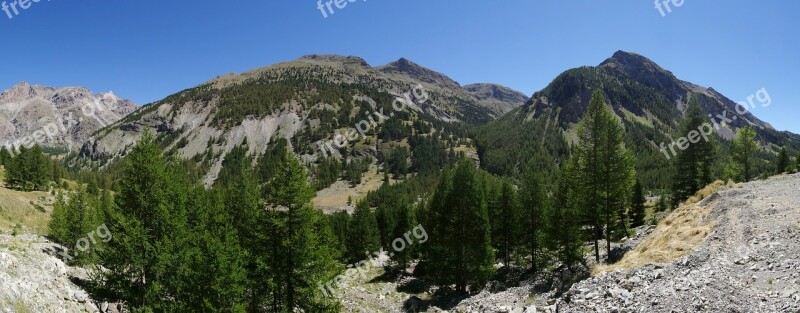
[4, 51, 797, 188]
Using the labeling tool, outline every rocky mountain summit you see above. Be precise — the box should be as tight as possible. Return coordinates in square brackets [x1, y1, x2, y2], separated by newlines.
[0, 82, 137, 151]
[464, 83, 529, 115]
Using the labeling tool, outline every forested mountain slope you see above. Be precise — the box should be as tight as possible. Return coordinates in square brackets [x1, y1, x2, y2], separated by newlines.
[477, 51, 800, 188]
[74, 55, 526, 187]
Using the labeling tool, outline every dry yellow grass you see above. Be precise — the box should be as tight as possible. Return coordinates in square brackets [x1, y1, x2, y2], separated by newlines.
[0, 167, 55, 235]
[313, 164, 389, 212]
[594, 180, 733, 275]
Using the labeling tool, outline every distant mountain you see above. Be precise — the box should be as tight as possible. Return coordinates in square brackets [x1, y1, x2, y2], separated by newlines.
[0, 82, 137, 152]
[477, 51, 800, 187]
[464, 83, 529, 115]
[76, 55, 525, 185]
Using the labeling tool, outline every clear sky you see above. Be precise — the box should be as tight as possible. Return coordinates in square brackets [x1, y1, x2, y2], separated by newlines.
[1, 0, 798, 132]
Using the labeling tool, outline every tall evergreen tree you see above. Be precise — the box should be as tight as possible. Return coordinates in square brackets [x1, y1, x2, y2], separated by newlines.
[671, 99, 717, 204]
[328, 211, 352, 261]
[725, 127, 758, 181]
[776, 146, 790, 174]
[547, 160, 585, 269]
[391, 196, 416, 270]
[100, 131, 194, 310]
[221, 155, 270, 311]
[265, 150, 341, 312]
[520, 162, 545, 272]
[572, 90, 635, 262]
[629, 180, 646, 228]
[0, 146, 10, 167]
[425, 159, 494, 293]
[347, 200, 381, 263]
[796, 156, 800, 173]
[179, 187, 248, 312]
[493, 178, 519, 267]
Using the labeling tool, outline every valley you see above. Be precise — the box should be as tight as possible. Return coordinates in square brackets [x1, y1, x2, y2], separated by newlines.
[1, 51, 798, 313]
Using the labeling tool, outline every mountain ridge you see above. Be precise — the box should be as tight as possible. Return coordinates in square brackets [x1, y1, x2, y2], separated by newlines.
[0, 82, 137, 152]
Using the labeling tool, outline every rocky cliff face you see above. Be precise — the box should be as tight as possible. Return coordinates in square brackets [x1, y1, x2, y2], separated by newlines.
[0, 82, 137, 151]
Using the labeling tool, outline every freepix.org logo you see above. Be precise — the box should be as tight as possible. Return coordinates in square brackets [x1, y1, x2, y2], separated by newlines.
[316, 0, 366, 18]
[2, 0, 49, 20]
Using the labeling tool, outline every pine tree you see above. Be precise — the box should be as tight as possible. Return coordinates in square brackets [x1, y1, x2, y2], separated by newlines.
[546, 160, 585, 269]
[520, 162, 545, 272]
[391, 196, 416, 270]
[629, 180, 646, 227]
[347, 200, 381, 263]
[328, 211, 352, 260]
[99, 131, 194, 310]
[5, 146, 25, 190]
[493, 178, 519, 267]
[179, 187, 248, 312]
[726, 127, 758, 181]
[375, 200, 396, 248]
[48, 187, 106, 265]
[425, 159, 494, 293]
[0, 146, 10, 167]
[221, 157, 270, 311]
[26, 146, 49, 191]
[776, 147, 789, 174]
[796, 156, 800, 173]
[671, 99, 717, 203]
[572, 90, 636, 262]
[265, 150, 341, 312]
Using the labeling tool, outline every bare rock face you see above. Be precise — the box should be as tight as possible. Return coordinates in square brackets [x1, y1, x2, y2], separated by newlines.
[464, 83, 529, 114]
[0, 234, 100, 313]
[0, 82, 137, 151]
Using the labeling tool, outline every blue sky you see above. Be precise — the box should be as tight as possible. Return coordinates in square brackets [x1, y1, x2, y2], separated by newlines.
[1, 0, 798, 132]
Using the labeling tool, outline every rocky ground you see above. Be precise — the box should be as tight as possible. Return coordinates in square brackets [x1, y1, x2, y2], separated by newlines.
[559, 173, 800, 312]
[0, 234, 99, 312]
[338, 174, 800, 312]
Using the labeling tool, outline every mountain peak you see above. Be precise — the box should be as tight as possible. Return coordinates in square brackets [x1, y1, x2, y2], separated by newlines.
[298, 54, 370, 67]
[600, 50, 661, 70]
[1, 81, 44, 101]
[377, 58, 461, 89]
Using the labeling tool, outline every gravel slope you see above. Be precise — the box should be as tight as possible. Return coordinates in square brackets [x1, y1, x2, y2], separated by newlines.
[559, 173, 800, 312]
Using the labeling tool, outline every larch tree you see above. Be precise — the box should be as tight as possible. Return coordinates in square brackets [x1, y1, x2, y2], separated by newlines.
[520, 161, 546, 272]
[672, 99, 717, 204]
[726, 127, 758, 182]
[572, 90, 635, 262]
[629, 180, 646, 228]
[265, 150, 341, 312]
[776, 146, 790, 174]
[425, 159, 494, 293]
[493, 178, 519, 268]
